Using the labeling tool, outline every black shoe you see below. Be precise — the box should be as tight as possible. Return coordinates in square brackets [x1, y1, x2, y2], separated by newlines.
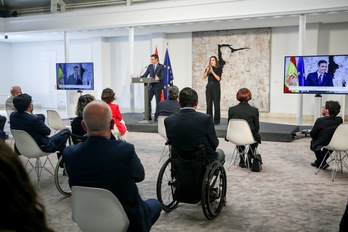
[311, 162, 329, 170]
[209, 188, 219, 202]
[310, 162, 318, 168]
[239, 163, 247, 168]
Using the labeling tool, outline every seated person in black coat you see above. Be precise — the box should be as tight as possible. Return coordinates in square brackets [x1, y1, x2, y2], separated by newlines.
[63, 100, 162, 232]
[155, 85, 180, 118]
[310, 100, 343, 169]
[164, 87, 225, 165]
[227, 88, 261, 168]
[71, 94, 95, 143]
[10, 94, 70, 156]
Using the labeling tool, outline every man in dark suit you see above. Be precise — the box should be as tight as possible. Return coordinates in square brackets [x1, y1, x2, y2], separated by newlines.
[141, 54, 166, 121]
[310, 100, 343, 169]
[10, 94, 70, 155]
[66, 65, 83, 85]
[63, 100, 162, 232]
[306, 60, 334, 86]
[155, 85, 180, 118]
[164, 87, 225, 165]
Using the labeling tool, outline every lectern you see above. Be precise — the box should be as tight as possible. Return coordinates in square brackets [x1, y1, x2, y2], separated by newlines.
[132, 77, 159, 122]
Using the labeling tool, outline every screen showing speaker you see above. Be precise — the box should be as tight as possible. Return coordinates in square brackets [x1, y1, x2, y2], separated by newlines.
[56, 62, 94, 90]
[284, 55, 348, 94]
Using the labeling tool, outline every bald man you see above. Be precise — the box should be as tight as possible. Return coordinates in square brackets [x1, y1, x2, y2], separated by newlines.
[63, 100, 161, 232]
[5, 86, 22, 111]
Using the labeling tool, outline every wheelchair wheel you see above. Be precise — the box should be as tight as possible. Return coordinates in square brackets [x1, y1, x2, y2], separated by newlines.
[54, 156, 71, 197]
[201, 161, 227, 220]
[156, 158, 179, 212]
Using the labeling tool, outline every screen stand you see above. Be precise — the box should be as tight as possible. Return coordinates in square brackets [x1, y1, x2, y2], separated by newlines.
[314, 94, 322, 123]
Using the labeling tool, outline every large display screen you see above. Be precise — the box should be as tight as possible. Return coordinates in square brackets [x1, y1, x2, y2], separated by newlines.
[284, 55, 348, 94]
[56, 62, 94, 90]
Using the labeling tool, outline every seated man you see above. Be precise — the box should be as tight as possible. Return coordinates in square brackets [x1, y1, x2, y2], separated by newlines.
[6, 86, 46, 122]
[310, 100, 343, 169]
[63, 100, 162, 232]
[155, 85, 181, 118]
[164, 87, 225, 165]
[10, 94, 70, 156]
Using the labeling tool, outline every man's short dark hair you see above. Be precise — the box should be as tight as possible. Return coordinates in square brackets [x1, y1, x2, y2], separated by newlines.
[168, 86, 179, 100]
[13, 93, 32, 112]
[151, 54, 159, 60]
[179, 87, 198, 108]
[318, 60, 327, 66]
[325, 100, 340, 117]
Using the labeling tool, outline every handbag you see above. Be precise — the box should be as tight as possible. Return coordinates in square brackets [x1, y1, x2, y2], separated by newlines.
[251, 153, 263, 172]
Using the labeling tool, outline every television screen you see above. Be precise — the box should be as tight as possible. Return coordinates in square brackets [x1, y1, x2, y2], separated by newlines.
[56, 62, 94, 90]
[284, 55, 348, 94]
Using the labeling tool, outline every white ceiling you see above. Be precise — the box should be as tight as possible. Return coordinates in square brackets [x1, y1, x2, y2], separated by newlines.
[1, 0, 348, 43]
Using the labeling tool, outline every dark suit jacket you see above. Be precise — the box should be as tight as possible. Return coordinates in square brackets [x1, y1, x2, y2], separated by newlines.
[164, 108, 219, 164]
[228, 102, 261, 143]
[310, 116, 343, 152]
[63, 136, 150, 232]
[155, 99, 181, 118]
[141, 63, 165, 91]
[67, 74, 83, 85]
[10, 111, 50, 147]
[306, 72, 333, 86]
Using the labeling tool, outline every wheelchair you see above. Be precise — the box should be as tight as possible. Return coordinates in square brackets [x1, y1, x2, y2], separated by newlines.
[156, 145, 227, 220]
[54, 133, 87, 197]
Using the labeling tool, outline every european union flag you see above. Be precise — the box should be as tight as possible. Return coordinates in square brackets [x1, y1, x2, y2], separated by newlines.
[163, 48, 174, 99]
[297, 56, 305, 86]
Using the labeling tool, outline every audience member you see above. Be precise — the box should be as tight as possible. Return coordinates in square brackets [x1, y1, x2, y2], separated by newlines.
[340, 201, 348, 232]
[0, 141, 54, 232]
[71, 94, 95, 143]
[155, 85, 180, 118]
[5, 86, 22, 111]
[310, 100, 343, 169]
[0, 115, 6, 139]
[227, 88, 261, 168]
[101, 88, 127, 140]
[165, 87, 225, 165]
[10, 93, 70, 157]
[63, 100, 162, 232]
[5, 85, 45, 122]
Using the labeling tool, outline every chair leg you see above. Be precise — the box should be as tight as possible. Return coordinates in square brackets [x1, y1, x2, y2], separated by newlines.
[315, 150, 331, 175]
[228, 147, 239, 170]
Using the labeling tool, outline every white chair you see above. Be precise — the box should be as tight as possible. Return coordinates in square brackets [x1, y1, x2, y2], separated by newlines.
[47, 110, 71, 134]
[315, 123, 348, 182]
[71, 186, 129, 232]
[158, 116, 169, 162]
[226, 119, 258, 172]
[11, 129, 55, 189]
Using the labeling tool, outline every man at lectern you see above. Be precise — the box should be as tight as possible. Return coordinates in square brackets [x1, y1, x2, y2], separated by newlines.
[141, 54, 165, 121]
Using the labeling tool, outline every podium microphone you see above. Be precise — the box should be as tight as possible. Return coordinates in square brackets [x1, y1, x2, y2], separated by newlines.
[139, 66, 148, 77]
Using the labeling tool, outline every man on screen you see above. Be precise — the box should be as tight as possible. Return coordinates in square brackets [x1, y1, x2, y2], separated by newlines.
[306, 60, 333, 86]
[66, 65, 83, 85]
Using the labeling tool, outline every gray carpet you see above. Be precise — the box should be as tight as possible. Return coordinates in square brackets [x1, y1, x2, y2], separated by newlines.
[5, 132, 348, 232]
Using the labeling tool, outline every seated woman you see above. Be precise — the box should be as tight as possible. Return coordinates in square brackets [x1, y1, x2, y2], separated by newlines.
[0, 141, 54, 232]
[71, 94, 95, 144]
[155, 86, 181, 118]
[227, 87, 261, 168]
[101, 88, 127, 140]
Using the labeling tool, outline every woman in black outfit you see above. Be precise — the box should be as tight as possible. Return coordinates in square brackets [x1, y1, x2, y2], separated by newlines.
[228, 88, 261, 168]
[203, 56, 222, 125]
[71, 94, 95, 143]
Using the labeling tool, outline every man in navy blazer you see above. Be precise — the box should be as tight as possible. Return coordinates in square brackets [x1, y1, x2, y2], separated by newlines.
[10, 94, 70, 154]
[63, 100, 162, 232]
[306, 60, 334, 86]
[164, 87, 225, 165]
[141, 54, 166, 121]
[310, 100, 342, 169]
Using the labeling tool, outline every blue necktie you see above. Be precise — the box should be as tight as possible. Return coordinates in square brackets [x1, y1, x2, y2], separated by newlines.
[318, 74, 322, 85]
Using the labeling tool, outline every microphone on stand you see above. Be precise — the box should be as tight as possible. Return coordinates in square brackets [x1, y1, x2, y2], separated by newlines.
[139, 66, 148, 77]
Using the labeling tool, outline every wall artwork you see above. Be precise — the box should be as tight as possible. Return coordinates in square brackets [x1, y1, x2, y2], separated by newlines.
[192, 28, 271, 112]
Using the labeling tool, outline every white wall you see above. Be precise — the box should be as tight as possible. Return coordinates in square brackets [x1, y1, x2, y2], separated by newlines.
[1, 23, 347, 119]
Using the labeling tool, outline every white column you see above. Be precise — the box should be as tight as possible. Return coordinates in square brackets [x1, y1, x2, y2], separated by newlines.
[129, 27, 135, 112]
[297, 14, 306, 125]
